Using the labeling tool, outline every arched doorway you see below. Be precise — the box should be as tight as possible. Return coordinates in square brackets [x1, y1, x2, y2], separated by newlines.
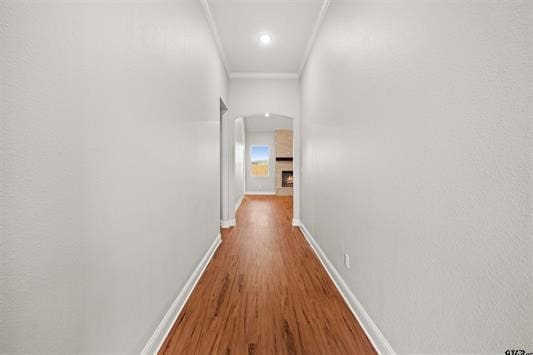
[221, 112, 299, 227]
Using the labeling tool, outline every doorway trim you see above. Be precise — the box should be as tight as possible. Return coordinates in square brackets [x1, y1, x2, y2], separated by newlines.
[220, 97, 233, 228]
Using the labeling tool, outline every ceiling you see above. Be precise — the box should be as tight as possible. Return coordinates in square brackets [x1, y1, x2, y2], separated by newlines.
[206, 0, 325, 75]
[245, 114, 293, 132]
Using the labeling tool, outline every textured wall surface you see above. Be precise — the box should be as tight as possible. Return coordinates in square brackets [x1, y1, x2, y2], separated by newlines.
[0, 1, 227, 353]
[300, 0, 532, 352]
[275, 129, 293, 158]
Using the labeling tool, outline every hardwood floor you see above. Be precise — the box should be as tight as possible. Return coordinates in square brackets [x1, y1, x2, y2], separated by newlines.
[159, 195, 376, 354]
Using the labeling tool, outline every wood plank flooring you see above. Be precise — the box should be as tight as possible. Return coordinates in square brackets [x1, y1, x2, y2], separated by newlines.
[159, 195, 376, 354]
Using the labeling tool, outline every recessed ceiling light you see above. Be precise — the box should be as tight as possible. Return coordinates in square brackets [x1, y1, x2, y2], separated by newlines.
[265, 113, 270, 117]
[259, 34, 272, 45]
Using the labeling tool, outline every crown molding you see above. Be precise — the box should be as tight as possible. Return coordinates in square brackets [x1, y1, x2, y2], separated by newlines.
[200, 0, 231, 77]
[201, 0, 330, 79]
[230, 72, 299, 79]
[297, 0, 331, 75]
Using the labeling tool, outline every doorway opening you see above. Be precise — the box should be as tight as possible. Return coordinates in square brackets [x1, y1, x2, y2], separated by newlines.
[223, 112, 298, 227]
[243, 114, 294, 197]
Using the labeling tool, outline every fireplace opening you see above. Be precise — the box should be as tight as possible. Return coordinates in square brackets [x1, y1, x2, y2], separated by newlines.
[282, 171, 293, 188]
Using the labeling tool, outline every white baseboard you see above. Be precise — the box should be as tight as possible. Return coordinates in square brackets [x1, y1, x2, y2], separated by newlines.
[245, 191, 276, 195]
[234, 196, 243, 213]
[141, 233, 222, 355]
[298, 224, 395, 355]
[220, 219, 236, 228]
[292, 218, 301, 226]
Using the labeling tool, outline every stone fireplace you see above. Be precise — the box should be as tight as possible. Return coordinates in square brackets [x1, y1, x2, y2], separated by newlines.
[275, 129, 293, 196]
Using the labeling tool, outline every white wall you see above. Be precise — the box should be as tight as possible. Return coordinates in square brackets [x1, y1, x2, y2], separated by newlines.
[300, 0, 532, 353]
[245, 114, 293, 132]
[246, 132, 276, 193]
[0, 1, 227, 353]
[228, 78, 299, 119]
[234, 117, 245, 208]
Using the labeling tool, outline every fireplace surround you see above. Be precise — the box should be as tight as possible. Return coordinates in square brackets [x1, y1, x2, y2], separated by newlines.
[275, 129, 293, 196]
[282, 171, 293, 187]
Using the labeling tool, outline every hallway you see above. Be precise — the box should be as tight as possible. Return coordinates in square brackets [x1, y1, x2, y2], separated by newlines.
[160, 196, 375, 354]
[2, 1, 531, 353]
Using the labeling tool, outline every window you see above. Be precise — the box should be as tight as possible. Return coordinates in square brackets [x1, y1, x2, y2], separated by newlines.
[250, 145, 270, 177]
